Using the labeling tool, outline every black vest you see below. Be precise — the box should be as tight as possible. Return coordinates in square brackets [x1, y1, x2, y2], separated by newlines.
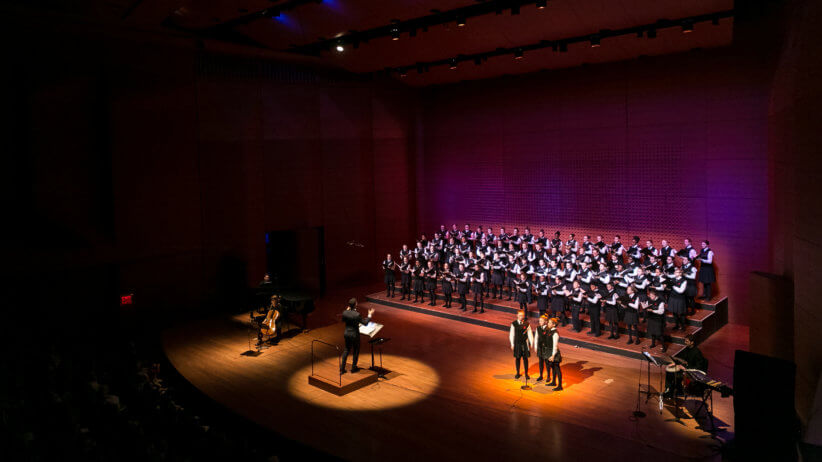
[512, 321, 530, 346]
[698, 248, 713, 266]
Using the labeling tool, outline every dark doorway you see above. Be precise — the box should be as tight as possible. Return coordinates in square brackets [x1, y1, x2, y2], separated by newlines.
[265, 227, 325, 296]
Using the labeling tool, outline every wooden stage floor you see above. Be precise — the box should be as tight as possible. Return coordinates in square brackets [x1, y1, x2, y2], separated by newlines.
[163, 295, 745, 462]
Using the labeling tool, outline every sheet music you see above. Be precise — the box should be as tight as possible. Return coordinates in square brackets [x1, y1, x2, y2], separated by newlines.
[359, 322, 384, 338]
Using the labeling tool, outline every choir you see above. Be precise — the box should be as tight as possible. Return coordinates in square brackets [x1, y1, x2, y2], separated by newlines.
[381, 225, 717, 351]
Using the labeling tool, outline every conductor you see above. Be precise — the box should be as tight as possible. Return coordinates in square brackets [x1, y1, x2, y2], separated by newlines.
[340, 298, 375, 374]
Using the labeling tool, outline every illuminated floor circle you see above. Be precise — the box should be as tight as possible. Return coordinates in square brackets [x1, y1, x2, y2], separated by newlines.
[288, 354, 440, 410]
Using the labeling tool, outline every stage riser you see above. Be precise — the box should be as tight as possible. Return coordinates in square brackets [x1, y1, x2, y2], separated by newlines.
[395, 292, 704, 327]
[386, 284, 720, 311]
[370, 295, 692, 344]
[383, 288, 728, 342]
[366, 295, 690, 360]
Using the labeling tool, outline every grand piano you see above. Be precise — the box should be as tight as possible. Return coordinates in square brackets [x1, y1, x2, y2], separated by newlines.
[255, 283, 315, 333]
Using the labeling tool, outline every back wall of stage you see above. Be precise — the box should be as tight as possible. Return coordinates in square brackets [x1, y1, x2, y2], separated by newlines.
[417, 48, 773, 325]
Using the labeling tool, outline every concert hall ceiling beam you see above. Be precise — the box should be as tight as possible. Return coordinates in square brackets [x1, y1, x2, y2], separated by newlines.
[287, 0, 590, 55]
[381, 10, 734, 77]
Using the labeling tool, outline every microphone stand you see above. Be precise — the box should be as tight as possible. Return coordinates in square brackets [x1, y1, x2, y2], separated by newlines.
[242, 310, 264, 357]
[633, 347, 647, 418]
[521, 373, 532, 390]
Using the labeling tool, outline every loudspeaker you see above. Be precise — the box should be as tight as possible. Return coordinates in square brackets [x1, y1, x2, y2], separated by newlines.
[733, 350, 798, 460]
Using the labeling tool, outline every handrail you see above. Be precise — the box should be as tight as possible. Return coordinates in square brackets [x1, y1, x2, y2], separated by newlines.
[311, 339, 342, 387]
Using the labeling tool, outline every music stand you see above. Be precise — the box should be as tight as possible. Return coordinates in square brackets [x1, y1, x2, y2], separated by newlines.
[633, 350, 662, 418]
[241, 310, 265, 356]
[369, 337, 391, 379]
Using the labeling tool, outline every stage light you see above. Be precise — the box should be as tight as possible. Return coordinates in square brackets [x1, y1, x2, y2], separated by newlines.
[590, 34, 601, 47]
[456, 15, 466, 27]
[511, 5, 520, 15]
[647, 27, 657, 39]
[335, 44, 344, 52]
[536, 1, 547, 9]
[514, 48, 523, 59]
[681, 20, 693, 33]
[390, 21, 400, 40]
[449, 57, 458, 69]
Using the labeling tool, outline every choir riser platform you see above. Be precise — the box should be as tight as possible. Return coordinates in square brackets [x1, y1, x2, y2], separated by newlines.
[366, 293, 728, 361]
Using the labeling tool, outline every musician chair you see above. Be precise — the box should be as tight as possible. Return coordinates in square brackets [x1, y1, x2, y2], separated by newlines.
[260, 326, 278, 346]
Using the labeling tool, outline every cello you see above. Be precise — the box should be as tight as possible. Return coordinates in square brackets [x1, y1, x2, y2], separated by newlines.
[261, 295, 281, 337]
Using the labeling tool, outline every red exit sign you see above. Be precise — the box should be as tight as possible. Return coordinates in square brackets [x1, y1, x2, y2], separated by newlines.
[120, 294, 133, 306]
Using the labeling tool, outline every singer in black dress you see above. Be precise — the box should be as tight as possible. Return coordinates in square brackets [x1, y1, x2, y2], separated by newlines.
[603, 283, 620, 340]
[697, 240, 716, 300]
[411, 260, 425, 303]
[441, 263, 455, 308]
[470, 263, 486, 313]
[585, 283, 602, 337]
[456, 263, 469, 311]
[569, 280, 585, 332]
[645, 290, 668, 352]
[624, 285, 641, 345]
[515, 272, 531, 311]
[424, 261, 438, 306]
[546, 317, 563, 390]
[668, 268, 689, 331]
[491, 253, 506, 299]
[550, 277, 569, 326]
[398, 257, 411, 300]
[534, 315, 553, 383]
[535, 275, 550, 317]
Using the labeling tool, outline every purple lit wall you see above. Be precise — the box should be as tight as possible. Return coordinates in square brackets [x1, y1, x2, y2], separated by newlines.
[418, 50, 773, 325]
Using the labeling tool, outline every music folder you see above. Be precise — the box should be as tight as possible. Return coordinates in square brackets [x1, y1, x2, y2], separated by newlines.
[359, 322, 384, 338]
